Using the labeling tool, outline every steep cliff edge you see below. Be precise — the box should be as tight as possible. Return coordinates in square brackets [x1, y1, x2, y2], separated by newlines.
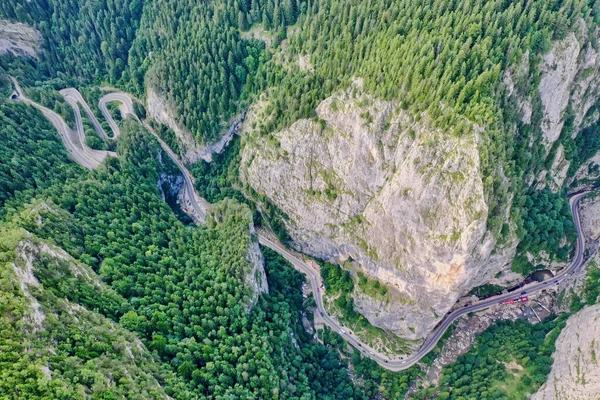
[238, 23, 600, 340]
[527, 26, 600, 190]
[0, 228, 172, 398]
[240, 83, 517, 340]
[532, 304, 600, 400]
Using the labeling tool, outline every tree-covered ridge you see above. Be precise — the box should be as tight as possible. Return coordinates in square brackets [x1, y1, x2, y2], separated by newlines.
[0, 0, 144, 82]
[247, 0, 595, 261]
[0, 113, 370, 398]
[128, 0, 268, 142]
[0, 227, 180, 399]
[412, 316, 565, 400]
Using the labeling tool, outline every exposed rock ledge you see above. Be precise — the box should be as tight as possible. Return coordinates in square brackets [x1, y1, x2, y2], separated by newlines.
[240, 83, 517, 340]
[246, 223, 269, 305]
[0, 20, 41, 58]
[146, 87, 245, 164]
[532, 304, 600, 400]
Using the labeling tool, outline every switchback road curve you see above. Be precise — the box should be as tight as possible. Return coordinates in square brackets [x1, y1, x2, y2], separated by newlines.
[10, 78, 112, 169]
[10, 80, 208, 222]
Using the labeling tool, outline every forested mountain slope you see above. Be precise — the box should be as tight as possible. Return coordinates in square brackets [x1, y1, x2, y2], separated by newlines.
[1, 0, 600, 398]
[0, 0, 143, 81]
[0, 226, 176, 398]
[238, 0, 600, 339]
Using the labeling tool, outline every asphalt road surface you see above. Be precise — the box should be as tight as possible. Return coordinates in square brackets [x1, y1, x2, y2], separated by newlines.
[10, 78, 117, 169]
[10, 78, 110, 169]
[97, 90, 209, 223]
[99, 92, 134, 140]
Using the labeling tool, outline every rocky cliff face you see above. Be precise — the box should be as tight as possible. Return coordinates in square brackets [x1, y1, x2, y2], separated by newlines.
[532, 304, 600, 400]
[503, 24, 600, 192]
[0, 20, 41, 58]
[237, 26, 600, 340]
[240, 83, 517, 340]
[4, 229, 171, 398]
[580, 193, 600, 245]
[246, 223, 269, 305]
[146, 87, 246, 164]
[147, 87, 206, 163]
[515, 27, 600, 150]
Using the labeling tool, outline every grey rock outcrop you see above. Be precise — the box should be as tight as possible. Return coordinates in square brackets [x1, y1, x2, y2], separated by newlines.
[240, 84, 517, 340]
[505, 24, 600, 191]
[147, 87, 206, 163]
[538, 32, 583, 146]
[146, 87, 246, 164]
[532, 304, 600, 400]
[0, 20, 41, 58]
[246, 223, 269, 305]
[579, 193, 600, 246]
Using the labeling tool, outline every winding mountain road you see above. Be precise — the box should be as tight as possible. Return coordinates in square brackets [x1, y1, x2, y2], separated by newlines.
[10, 79, 208, 222]
[11, 78, 593, 371]
[10, 78, 113, 169]
[258, 191, 590, 371]
[89, 89, 209, 223]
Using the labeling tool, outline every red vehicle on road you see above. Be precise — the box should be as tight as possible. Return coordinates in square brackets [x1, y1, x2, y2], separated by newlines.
[499, 295, 528, 305]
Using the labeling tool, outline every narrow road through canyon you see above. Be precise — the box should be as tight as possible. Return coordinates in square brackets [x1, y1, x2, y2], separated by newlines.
[10, 79, 593, 371]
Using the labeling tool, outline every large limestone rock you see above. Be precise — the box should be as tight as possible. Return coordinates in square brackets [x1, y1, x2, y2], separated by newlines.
[537, 25, 600, 149]
[0, 20, 41, 58]
[579, 193, 600, 243]
[240, 85, 516, 340]
[532, 304, 600, 400]
[538, 32, 582, 146]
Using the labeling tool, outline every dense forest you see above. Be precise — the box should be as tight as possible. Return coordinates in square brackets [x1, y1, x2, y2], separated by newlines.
[0, 0, 143, 82]
[2, 0, 600, 398]
[412, 317, 566, 399]
[0, 73, 81, 209]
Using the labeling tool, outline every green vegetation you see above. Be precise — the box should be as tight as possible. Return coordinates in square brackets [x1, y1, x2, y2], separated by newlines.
[565, 118, 600, 177]
[351, 351, 421, 398]
[247, 0, 594, 258]
[3, 0, 600, 397]
[24, 86, 75, 126]
[0, 0, 144, 83]
[416, 317, 565, 399]
[79, 87, 117, 137]
[258, 247, 366, 398]
[82, 115, 108, 151]
[512, 188, 577, 274]
[128, 0, 273, 142]
[0, 111, 373, 398]
[3, 0, 595, 262]
[191, 137, 246, 204]
[320, 262, 413, 354]
[469, 284, 505, 298]
[0, 97, 81, 209]
[357, 270, 389, 299]
[0, 228, 181, 399]
[570, 261, 600, 312]
[189, 136, 292, 243]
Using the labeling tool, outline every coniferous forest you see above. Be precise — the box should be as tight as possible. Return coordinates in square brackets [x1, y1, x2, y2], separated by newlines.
[1, 0, 600, 399]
